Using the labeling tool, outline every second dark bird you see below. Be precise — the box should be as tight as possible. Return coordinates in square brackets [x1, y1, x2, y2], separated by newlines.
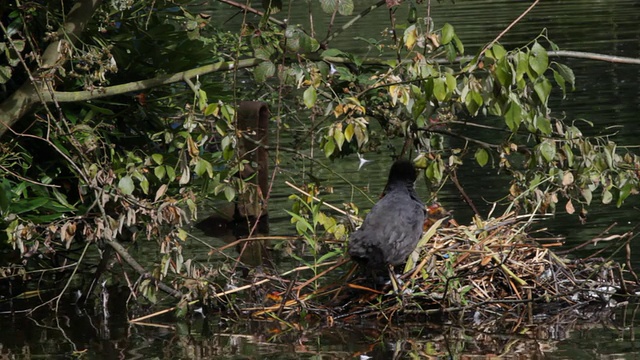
[348, 159, 426, 273]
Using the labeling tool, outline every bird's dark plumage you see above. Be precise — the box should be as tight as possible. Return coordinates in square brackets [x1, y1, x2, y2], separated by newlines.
[348, 160, 426, 269]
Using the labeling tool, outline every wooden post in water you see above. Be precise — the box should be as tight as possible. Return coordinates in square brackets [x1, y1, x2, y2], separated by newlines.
[195, 101, 270, 268]
[234, 101, 270, 236]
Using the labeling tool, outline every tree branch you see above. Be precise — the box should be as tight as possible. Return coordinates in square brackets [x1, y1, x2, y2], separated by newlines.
[0, 58, 262, 137]
[0, 0, 103, 137]
[106, 239, 183, 299]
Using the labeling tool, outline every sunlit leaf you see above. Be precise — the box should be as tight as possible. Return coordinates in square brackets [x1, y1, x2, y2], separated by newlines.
[303, 86, 317, 108]
[333, 129, 345, 150]
[441, 23, 454, 45]
[152, 154, 163, 165]
[433, 77, 447, 102]
[515, 52, 528, 82]
[539, 140, 556, 162]
[489, 44, 507, 60]
[528, 42, 548, 77]
[475, 148, 489, 167]
[140, 177, 149, 195]
[404, 24, 418, 50]
[118, 175, 135, 195]
[344, 123, 355, 142]
[465, 90, 483, 115]
[602, 189, 613, 204]
[224, 186, 236, 202]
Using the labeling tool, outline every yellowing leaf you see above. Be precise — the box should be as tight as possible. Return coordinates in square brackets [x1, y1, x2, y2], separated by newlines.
[403, 24, 418, 50]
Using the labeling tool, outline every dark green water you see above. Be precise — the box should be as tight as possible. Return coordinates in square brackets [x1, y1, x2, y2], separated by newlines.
[2, 1, 640, 358]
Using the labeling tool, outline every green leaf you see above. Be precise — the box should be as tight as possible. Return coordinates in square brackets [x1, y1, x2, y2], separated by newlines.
[0, 180, 12, 213]
[426, 159, 443, 183]
[535, 115, 552, 135]
[433, 77, 447, 102]
[333, 129, 345, 150]
[154, 165, 166, 180]
[475, 148, 489, 167]
[337, 0, 354, 15]
[490, 44, 507, 60]
[495, 57, 512, 87]
[555, 63, 575, 88]
[303, 86, 317, 108]
[617, 183, 633, 207]
[515, 51, 529, 82]
[534, 77, 552, 105]
[193, 158, 213, 177]
[152, 153, 163, 165]
[224, 186, 236, 202]
[12, 197, 48, 214]
[194, 158, 208, 176]
[320, 0, 337, 13]
[198, 89, 208, 111]
[602, 189, 613, 204]
[445, 72, 457, 93]
[464, 90, 483, 116]
[324, 137, 336, 157]
[166, 166, 176, 181]
[528, 42, 548, 77]
[285, 210, 314, 234]
[441, 23, 455, 45]
[0, 65, 12, 84]
[552, 69, 567, 97]
[12, 39, 25, 52]
[51, 188, 76, 210]
[321, 48, 346, 58]
[254, 61, 276, 83]
[118, 175, 135, 195]
[539, 140, 556, 162]
[254, 43, 276, 60]
[453, 35, 464, 55]
[140, 177, 149, 195]
[504, 101, 522, 132]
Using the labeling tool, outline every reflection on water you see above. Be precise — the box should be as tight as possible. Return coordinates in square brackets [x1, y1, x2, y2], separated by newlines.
[2, 0, 640, 358]
[4, 299, 640, 358]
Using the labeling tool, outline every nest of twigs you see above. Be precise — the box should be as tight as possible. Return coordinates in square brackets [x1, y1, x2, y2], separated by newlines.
[193, 211, 637, 331]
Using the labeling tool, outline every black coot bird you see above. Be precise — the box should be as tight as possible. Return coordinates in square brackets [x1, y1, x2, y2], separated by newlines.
[348, 160, 426, 275]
